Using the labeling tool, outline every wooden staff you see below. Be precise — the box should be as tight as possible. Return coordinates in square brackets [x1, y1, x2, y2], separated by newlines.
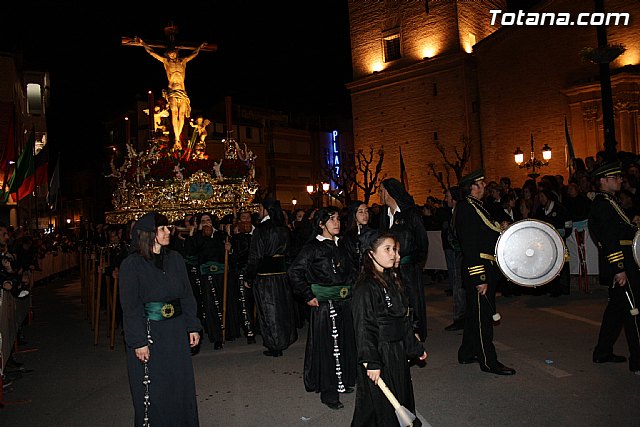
[222, 234, 230, 342]
[109, 272, 120, 350]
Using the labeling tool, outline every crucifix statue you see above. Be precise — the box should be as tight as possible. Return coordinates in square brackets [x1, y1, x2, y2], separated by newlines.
[123, 24, 217, 151]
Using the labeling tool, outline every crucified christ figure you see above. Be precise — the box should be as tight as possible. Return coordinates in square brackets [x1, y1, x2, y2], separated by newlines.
[136, 37, 207, 151]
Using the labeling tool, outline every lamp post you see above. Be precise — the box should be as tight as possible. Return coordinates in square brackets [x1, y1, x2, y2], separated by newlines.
[514, 134, 552, 181]
[306, 182, 330, 208]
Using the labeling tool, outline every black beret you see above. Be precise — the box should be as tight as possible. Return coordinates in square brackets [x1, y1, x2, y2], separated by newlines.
[592, 161, 622, 179]
[459, 169, 485, 187]
[134, 212, 157, 233]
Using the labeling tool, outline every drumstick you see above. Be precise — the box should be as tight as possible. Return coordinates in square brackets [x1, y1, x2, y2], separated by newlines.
[483, 294, 501, 322]
[625, 289, 639, 316]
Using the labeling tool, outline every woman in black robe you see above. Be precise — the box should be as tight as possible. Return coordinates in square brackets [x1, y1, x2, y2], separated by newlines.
[379, 178, 429, 341]
[119, 212, 202, 427]
[244, 199, 298, 356]
[351, 230, 427, 427]
[341, 200, 371, 274]
[289, 206, 357, 410]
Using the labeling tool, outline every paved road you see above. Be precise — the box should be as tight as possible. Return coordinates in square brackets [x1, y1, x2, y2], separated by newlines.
[2, 272, 640, 426]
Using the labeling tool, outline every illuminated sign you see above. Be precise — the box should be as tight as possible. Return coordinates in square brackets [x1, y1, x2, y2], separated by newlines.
[332, 130, 340, 176]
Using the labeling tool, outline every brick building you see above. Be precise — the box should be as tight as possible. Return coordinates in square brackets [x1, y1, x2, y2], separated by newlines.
[347, 0, 640, 204]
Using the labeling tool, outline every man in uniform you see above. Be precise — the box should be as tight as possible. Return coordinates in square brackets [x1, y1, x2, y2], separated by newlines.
[589, 161, 640, 374]
[455, 169, 516, 375]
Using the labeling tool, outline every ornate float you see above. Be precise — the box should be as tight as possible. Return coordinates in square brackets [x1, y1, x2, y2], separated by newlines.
[104, 139, 260, 224]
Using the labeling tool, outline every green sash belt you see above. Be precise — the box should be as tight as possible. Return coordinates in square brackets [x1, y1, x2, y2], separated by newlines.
[184, 255, 199, 266]
[145, 299, 182, 321]
[311, 284, 351, 302]
[257, 254, 287, 275]
[200, 261, 225, 276]
[400, 255, 416, 265]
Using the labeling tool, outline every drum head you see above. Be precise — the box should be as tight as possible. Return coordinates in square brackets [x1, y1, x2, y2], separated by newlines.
[633, 229, 640, 268]
[495, 219, 566, 287]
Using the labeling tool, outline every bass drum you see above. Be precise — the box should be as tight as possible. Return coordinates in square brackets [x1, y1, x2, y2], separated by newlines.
[632, 228, 640, 268]
[495, 219, 566, 287]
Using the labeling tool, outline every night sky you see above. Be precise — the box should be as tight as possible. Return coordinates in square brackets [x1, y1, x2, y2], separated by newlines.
[1, 1, 352, 167]
[1, 1, 535, 188]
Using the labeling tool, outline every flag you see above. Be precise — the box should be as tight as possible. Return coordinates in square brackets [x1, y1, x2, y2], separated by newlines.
[7, 126, 36, 201]
[0, 110, 16, 202]
[400, 146, 409, 192]
[47, 154, 60, 211]
[564, 115, 576, 176]
[34, 141, 49, 187]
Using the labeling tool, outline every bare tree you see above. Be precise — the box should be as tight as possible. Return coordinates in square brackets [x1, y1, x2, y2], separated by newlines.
[319, 155, 357, 207]
[354, 145, 385, 204]
[428, 135, 471, 191]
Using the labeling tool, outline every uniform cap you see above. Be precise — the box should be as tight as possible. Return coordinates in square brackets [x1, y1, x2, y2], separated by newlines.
[592, 161, 622, 178]
[459, 169, 485, 187]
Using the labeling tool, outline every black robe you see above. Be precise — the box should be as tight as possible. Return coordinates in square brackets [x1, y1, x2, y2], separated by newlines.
[185, 230, 235, 343]
[244, 219, 298, 352]
[119, 248, 201, 427]
[380, 205, 429, 341]
[289, 237, 357, 403]
[351, 275, 424, 426]
[230, 229, 257, 338]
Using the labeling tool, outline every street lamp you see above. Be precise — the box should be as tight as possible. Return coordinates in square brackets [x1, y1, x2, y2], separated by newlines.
[306, 182, 331, 207]
[514, 134, 552, 180]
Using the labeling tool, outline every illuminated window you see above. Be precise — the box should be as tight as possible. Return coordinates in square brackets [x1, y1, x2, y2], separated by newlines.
[383, 33, 401, 63]
[27, 83, 43, 115]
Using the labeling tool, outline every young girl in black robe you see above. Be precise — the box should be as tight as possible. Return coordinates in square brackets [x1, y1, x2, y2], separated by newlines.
[351, 230, 427, 426]
[289, 206, 357, 410]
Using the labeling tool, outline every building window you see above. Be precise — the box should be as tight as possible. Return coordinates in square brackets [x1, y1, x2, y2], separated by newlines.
[434, 132, 438, 141]
[433, 83, 438, 96]
[27, 83, 43, 116]
[245, 127, 253, 139]
[465, 33, 476, 54]
[383, 33, 401, 63]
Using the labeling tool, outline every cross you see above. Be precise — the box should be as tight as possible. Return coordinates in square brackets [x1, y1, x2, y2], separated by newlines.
[122, 22, 217, 151]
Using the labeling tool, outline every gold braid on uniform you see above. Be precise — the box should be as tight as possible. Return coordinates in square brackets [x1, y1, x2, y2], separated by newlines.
[601, 192, 639, 229]
[467, 196, 501, 233]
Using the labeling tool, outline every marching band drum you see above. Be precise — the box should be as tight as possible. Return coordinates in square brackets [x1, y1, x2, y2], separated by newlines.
[495, 219, 568, 287]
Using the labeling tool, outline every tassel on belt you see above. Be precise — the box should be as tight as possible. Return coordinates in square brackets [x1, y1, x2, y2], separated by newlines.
[144, 299, 182, 321]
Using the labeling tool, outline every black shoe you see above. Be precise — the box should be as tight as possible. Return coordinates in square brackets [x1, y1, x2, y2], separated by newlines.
[409, 358, 427, 368]
[480, 364, 516, 375]
[263, 350, 283, 357]
[342, 386, 354, 394]
[593, 354, 626, 364]
[323, 401, 344, 410]
[247, 336, 256, 344]
[445, 320, 465, 331]
[458, 356, 479, 365]
[214, 341, 224, 350]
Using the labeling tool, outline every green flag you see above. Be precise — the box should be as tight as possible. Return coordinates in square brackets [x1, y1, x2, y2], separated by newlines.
[3, 126, 35, 202]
